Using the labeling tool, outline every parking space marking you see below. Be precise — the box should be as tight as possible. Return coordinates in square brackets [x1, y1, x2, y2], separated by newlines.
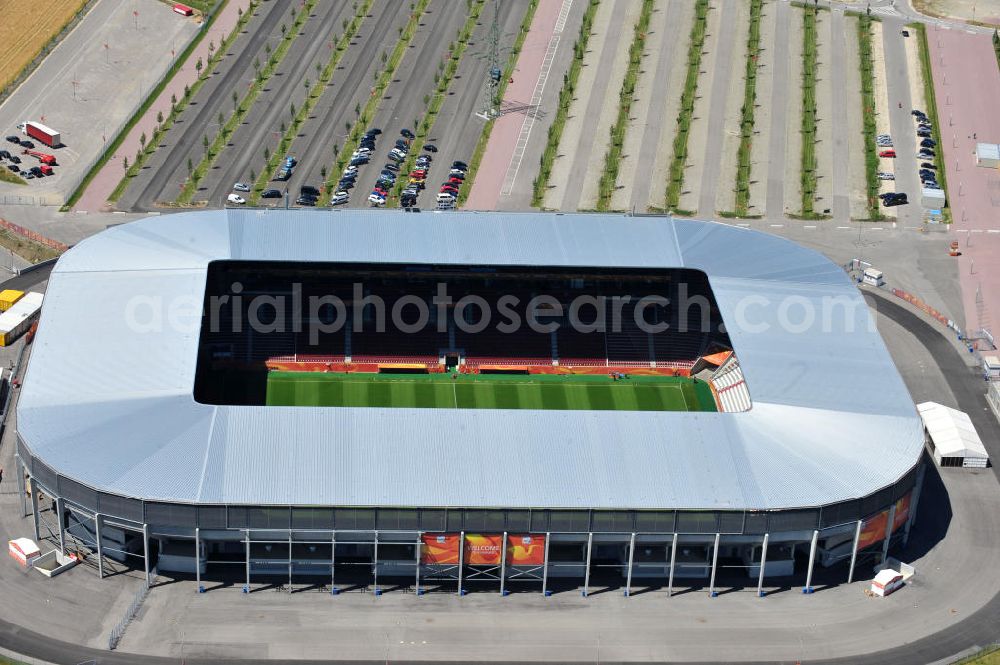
[769, 224, 784, 228]
[804, 225, 817, 229]
[837, 226, 850, 229]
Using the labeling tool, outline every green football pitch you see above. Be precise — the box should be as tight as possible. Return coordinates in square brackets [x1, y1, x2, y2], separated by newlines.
[265, 371, 717, 412]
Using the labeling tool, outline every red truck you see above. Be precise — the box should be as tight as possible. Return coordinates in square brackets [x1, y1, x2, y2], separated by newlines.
[17, 122, 61, 148]
[22, 149, 56, 166]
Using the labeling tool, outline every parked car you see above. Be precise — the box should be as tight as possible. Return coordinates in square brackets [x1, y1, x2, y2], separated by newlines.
[920, 162, 936, 170]
[918, 150, 935, 158]
[8, 155, 19, 164]
[300, 185, 320, 197]
[883, 196, 908, 207]
[6, 164, 18, 173]
[285, 156, 297, 167]
[331, 192, 349, 205]
[920, 138, 936, 148]
[227, 194, 246, 204]
[261, 189, 282, 198]
[19, 140, 33, 149]
[424, 144, 438, 152]
[384, 162, 400, 172]
[878, 150, 896, 158]
[274, 169, 291, 181]
[877, 172, 895, 180]
[449, 169, 466, 177]
[901, 29, 909, 37]
[401, 128, 415, 139]
[296, 196, 317, 206]
[368, 128, 382, 135]
[233, 182, 250, 192]
[4, 136, 19, 145]
[911, 109, 925, 117]
[0, 150, 9, 160]
[339, 180, 354, 190]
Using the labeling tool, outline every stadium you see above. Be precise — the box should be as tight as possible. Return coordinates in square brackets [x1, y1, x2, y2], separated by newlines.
[14, 210, 926, 595]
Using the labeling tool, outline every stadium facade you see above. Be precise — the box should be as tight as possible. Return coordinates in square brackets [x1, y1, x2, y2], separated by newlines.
[14, 210, 926, 595]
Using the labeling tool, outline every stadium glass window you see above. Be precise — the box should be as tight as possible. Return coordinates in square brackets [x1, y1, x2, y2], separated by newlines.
[334, 508, 375, 530]
[717, 512, 744, 534]
[483, 510, 506, 531]
[592, 511, 634, 533]
[379, 543, 416, 561]
[529, 510, 549, 533]
[506, 510, 530, 532]
[635, 511, 675, 533]
[446, 509, 464, 532]
[548, 543, 586, 562]
[198, 506, 227, 529]
[227, 506, 249, 529]
[420, 509, 446, 531]
[767, 509, 819, 532]
[462, 510, 487, 532]
[743, 512, 768, 535]
[291, 508, 334, 530]
[549, 511, 591, 532]
[675, 512, 718, 534]
[249, 507, 290, 530]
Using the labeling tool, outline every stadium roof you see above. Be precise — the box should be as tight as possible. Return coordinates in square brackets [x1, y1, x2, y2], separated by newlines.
[17, 210, 923, 510]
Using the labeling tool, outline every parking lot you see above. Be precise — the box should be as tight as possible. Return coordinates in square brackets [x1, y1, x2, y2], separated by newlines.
[0, 0, 197, 206]
[118, 0, 527, 212]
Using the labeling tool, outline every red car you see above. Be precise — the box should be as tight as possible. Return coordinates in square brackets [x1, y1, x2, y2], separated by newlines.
[878, 149, 896, 158]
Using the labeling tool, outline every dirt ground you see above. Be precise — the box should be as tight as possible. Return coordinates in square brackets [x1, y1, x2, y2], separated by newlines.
[913, 0, 1000, 25]
[0, 0, 88, 90]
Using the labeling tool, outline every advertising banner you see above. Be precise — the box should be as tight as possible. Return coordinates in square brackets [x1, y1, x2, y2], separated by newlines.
[857, 509, 889, 551]
[506, 534, 546, 566]
[464, 534, 503, 565]
[892, 493, 911, 533]
[420, 533, 460, 565]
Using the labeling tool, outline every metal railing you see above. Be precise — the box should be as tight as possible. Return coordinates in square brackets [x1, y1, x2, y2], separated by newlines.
[107, 568, 155, 650]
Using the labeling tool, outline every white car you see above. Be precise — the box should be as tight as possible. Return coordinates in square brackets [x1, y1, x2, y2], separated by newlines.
[227, 193, 246, 204]
[449, 169, 466, 177]
[233, 182, 250, 192]
[331, 192, 349, 205]
[343, 166, 358, 174]
[877, 172, 895, 180]
[368, 193, 386, 205]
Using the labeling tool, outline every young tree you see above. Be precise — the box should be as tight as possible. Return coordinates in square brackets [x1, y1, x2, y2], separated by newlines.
[423, 93, 430, 106]
[250, 168, 255, 184]
[203, 134, 209, 153]
[280, 121, 286, 134]
[320, 165, 327, 180]
[381, 51, 388, 65]
[343, 18, 348, 31]
[183, 83, 190, 99]
[156, 110, 164, 125]
[140, 132, 146, 152]
[123, 156, 129, 172]
[232, 90, 238, 111]
[354, 102, 361, 117]
[195, 57, 203, 77]
[281, 23, 287, 37]
[304, 79, 310, 95]
[187, 156, 193, 175]
[264, 146, 270, 162]
[218, 111, 224, 128]
[265, 42, 272, 57]
[290, 102, 296, 118]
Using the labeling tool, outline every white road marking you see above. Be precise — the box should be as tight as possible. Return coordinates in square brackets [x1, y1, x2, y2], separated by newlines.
[837, 226, 850, 229]
[804, 225, 817, 229]
[769, 224, 784, 228]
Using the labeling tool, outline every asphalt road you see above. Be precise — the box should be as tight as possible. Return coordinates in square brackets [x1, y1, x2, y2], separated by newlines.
[199, 1, 353, 205]
[765, 0, 790, 220]
[829, 8, 851, 221]
[881, 16, 923, 225]
[418, 0, 527, 210]
[120, 0, 293, 211]
[696, 1, 738, 218]
[346, 0, 468, 208]
[0, 288, 996, 665]
[276, 2, 412, 207]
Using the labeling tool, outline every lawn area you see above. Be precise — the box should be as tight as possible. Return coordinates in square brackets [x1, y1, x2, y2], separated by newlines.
[266, 371, 717, 412]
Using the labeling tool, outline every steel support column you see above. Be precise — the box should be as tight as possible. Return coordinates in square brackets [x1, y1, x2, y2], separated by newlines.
[904, 463, 926, 546]
[243, 529, 250, 593]
[373, 531, 380, 596]
[756, 533, 768, 598]
[847, 519, 863, 584]
[499, 531, 508, 596]
[330, 531, 338, 594]
[29, 476, 39, 542]
[541, 531, 551, 596]
[287, 532, 293, 593]
[95, 514, 105, 579]
[414, 531, 422, 595]
[624, 532, 636, 597]
[582, 532, 593, 597]
[55, 497, 66, 554]
[195, 527, 202, 592]
[667, 534, 678, 597]
[803, 530, 819, 593]
[708, 533, 720, 597]
[457, 530, 465, 596]
[142, 523, 150, 586]
[881, 503, 896, 565]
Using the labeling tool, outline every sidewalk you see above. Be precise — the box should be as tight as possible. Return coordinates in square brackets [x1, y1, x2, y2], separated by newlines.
[927, 27, 1000, 341]
[463, 1, 564, 211]
[73, 0, 252, 213]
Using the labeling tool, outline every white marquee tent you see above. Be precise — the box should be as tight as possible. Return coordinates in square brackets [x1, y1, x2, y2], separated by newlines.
[917, 402, 989, 468]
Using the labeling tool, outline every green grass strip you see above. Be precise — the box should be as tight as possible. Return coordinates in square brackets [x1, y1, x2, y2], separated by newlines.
[800, 5, 819, 216]
[244, 0, 372, 204]
[733, 0, 763, 216]
[596, 0, 654, 211]
[531, 0, 600, 207]
[387, 0, 486, 206]
[913, 22, 949, 221]
[64, 0, 230, 209]
[856, 14, 883, 221]
[665, 0, 710, 210]
[456, 0, 540, 207]
[317, 0, 432, 205]
[182, 0, 318, 204]
[0, 168, 26, 186]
